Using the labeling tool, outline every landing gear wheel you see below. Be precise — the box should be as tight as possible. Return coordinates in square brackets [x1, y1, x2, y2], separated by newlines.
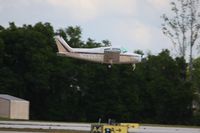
[132, 64, 136, 71]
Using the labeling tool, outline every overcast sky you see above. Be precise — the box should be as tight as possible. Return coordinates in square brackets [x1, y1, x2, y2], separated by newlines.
[0, 0, 174, 54]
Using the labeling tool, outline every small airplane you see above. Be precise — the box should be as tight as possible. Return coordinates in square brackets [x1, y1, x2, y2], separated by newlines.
[54, 36, 142, 69]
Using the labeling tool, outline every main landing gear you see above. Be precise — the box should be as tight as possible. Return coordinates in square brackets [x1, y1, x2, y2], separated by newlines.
[132, 64, 136, 71]
[108, 64, 112, 68]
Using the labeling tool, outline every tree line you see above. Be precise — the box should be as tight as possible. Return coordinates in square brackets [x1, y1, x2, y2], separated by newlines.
[0, 22, 199, 125]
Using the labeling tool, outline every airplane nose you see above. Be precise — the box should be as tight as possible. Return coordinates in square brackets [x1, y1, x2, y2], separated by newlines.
[131, 56, 141, 63]
[141, 55, 148, 62]
[138, 56, 142, 62]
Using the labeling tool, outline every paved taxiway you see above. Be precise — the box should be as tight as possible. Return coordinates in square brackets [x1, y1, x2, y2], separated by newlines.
[129, 126, 200, 133]
[0, 121, 199, 133]
[0, 131, 44, 133]
[0, 121, 90, 130]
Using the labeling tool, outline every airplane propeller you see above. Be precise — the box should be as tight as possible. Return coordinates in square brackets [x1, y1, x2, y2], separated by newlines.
[141, 54, 148, 62]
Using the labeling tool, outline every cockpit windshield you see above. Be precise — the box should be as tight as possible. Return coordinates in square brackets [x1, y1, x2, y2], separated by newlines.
[120, 47, 128, 53]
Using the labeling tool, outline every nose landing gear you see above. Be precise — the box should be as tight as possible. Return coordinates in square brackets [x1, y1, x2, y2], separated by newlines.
[132, 64, 136, 71]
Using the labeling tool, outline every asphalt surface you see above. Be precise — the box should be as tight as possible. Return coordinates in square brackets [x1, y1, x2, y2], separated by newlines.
[0, 131, 44, 133]
[129, 126, 200, 133]
[0, 121, 199, 133]
[0, 121, 90, 131]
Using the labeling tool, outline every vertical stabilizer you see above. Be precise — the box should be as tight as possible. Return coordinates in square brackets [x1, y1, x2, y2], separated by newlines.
[54, 36, 74, 52]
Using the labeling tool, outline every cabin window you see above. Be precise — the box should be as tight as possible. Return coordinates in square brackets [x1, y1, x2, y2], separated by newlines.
[112, 48, 121, 52]
[104, 48, 111, 51]
[104, 48, 121, 53]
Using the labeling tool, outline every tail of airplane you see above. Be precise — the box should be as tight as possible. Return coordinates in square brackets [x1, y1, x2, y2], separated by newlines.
[54, 36, 74, 52]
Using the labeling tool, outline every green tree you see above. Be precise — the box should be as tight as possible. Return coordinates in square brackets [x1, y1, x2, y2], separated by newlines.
[0, 22, 55, 119]
[193, 57, 200, 114]
[60, 26, 84, 48]
[162, 0, 200, 80]
[85, 38, 102, 48]
[0, 22, 196, 124]
[102, 40, 111, 47]
[135, 50, 194, 124]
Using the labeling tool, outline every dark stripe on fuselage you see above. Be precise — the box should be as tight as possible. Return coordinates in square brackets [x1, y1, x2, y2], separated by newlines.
[72, 51, 139, 58]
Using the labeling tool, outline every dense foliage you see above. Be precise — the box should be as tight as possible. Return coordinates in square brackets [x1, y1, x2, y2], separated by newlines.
[0, 22, 198, 125]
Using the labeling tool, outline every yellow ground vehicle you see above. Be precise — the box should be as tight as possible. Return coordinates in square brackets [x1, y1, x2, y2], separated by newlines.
[91, 123, 139, 133]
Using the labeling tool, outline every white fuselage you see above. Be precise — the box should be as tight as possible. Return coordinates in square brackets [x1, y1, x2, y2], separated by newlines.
[55, 36, 142, 64]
